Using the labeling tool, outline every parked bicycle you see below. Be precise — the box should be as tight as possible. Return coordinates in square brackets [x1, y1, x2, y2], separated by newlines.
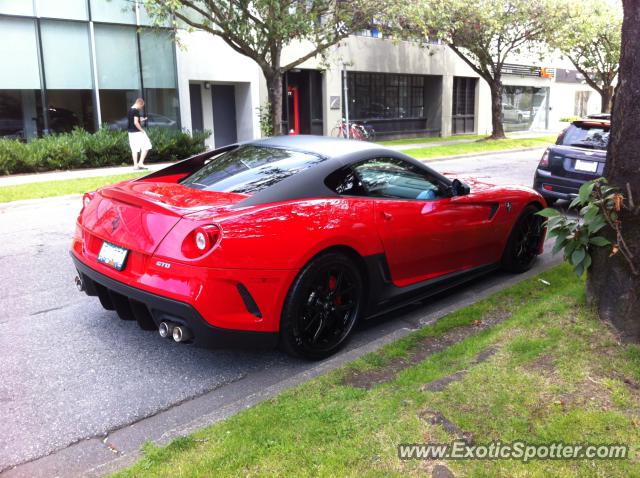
[330, 119, 376, 141]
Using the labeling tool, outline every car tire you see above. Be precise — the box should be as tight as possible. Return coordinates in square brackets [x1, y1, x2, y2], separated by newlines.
[279, 252, 364, 360]
[501, 204, 545, 273]
[544, 197, 557, 206]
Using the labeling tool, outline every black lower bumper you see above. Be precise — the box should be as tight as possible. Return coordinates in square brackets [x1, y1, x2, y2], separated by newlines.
[533, 170, 584, 201]
[71, 253, 278, 350]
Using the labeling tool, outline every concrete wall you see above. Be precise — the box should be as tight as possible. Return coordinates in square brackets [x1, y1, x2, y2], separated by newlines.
[176, 31, 262, 148]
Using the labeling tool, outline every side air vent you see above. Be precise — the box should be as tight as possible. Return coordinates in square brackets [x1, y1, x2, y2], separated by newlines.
[237, 283, 263, 318]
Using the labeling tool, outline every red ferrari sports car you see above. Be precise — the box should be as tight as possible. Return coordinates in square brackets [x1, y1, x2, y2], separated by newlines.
[71, 136, 546, 359]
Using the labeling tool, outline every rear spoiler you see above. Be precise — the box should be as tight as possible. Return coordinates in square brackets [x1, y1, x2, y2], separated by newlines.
[138, 143, 239, 182]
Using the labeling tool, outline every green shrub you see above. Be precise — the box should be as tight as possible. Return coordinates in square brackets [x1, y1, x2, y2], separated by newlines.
[0, 128, 211, 175]
[560, 115, 581, 123]
[0, 139, 32, 175]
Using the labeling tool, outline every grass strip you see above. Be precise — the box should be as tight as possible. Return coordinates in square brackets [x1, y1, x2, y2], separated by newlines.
[0, 172, 145, 203]
[404, 135, 556, 159]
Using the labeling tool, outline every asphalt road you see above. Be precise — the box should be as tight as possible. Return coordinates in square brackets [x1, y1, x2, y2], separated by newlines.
[0, 147, 554, 474]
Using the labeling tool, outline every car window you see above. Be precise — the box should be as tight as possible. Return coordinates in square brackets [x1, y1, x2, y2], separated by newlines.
[324, 166, 368, 196]
[561, 123, 609, 150]
[180, 145, 324, 194]
[348, 157, 445, 200]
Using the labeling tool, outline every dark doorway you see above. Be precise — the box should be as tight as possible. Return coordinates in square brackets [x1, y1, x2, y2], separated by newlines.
[452, 77, 477, 134]
[189, 83, 203, 132]
[212, 84, 237, 146]
[283, 70, 323, 135]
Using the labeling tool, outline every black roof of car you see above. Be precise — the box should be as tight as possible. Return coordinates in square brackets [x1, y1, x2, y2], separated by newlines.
[249, 135, 383, 159]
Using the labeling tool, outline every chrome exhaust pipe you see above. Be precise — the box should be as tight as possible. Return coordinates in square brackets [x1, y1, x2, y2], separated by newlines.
[158, 321, 174, 339]
[74, 275, 84, 292]
[172, 325, 193, 343]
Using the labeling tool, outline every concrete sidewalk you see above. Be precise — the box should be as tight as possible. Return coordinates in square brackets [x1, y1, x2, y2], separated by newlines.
[0, 162, 173, 187]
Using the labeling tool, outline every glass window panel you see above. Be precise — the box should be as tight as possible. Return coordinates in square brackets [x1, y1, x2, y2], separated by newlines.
[140, 29, 177, 89]
[40, 20, 94, 133]
[40, 20, 93, 89]
[36, 0, 88, 20]
[139, 2, 171, 26]
[89, 0, 136, 23]
[0, 89, 43, 140]
[140, 28, 178, 125]
[0, 0, 33, 16]
[94, 24, 140, 127]
[94, 24, 140, 89]
[45, 89, 95, 133]
[0, 17, 41, 89]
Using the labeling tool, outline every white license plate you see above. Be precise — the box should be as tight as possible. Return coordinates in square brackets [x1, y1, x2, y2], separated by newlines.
[575, 159, 598, 173]
[97, 241, 129, 271]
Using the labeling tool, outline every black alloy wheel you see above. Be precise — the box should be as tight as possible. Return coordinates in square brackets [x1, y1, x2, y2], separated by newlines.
[280, 252, 364, 359]
[502, 204, 545, 273]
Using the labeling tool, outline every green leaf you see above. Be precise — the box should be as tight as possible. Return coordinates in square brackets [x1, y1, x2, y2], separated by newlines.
[574, 261, 585, 277]
[578, 181, 596, 203]
[588, 219, 606, 234]
[552, 238, 568, 254]
[589, 236, 611, 246]
[537, 208, 561, 218]
[569, 196, 582, 209]
[571, 247, 586, 266]
[583, 252, 592, 270]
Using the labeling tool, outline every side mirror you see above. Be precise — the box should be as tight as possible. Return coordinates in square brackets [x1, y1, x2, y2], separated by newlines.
[450, 178, 471, 196]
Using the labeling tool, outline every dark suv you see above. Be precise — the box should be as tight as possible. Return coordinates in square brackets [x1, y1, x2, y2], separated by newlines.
[533, 118, 610, 205]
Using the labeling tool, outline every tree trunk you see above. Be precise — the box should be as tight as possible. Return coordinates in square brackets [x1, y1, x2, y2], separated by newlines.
[489, 80, 506, 139]
[600, 84, 614, 113]
[586, 0, 640, 340]
[266, 71, 284, 136]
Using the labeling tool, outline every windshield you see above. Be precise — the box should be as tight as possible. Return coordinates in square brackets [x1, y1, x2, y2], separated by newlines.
[561, 124, 609, 150]
[180, 145, 324, 194]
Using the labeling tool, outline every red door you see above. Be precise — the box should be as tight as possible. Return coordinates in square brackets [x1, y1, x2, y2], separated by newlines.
[375, 197, 500, 287]
[348, 156, 500, 288]
[287, 86, 299, 135]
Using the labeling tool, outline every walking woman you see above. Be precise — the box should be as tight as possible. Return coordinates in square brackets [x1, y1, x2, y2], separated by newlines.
[127, 98, 152, 169]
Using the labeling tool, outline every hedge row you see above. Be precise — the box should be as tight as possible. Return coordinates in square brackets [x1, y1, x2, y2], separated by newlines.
[0, 128, 211, 175]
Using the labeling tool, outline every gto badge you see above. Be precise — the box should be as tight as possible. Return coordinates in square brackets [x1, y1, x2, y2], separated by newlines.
[156, 261, 171, 269]
[505, 202, 512, 212]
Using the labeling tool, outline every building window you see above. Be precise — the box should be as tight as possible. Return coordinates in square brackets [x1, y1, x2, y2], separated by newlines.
[452, 77, 476, 134]
[35, 0, 88, 21]
[502, 85, 549, 132]
[345, 72, 434, 136]
[0, 0, 34, 16]
[89, 0, 136, 24]
[94, 24, 141, 128]
[139, 29, 179, 128]
[40, 19, 95, 133]
[0, 17, 43, 139]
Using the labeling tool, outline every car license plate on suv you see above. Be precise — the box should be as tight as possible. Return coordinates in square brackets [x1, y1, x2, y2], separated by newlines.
[97, 241, 129, 271]
[575, 159, 598, 173]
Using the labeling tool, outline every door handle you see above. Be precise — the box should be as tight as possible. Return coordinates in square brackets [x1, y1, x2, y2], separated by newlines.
[381, 211, 393, 221]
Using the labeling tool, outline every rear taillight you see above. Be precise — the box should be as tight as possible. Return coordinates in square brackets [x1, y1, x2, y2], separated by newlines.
[182, 225, 221, 258]
[81, 192, 96, 213]
[538, 149, 550, 168]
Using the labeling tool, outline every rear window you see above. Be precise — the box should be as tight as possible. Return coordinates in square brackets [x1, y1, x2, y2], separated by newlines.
[180, 145, 324, 194]
[560, 123, 609, 150]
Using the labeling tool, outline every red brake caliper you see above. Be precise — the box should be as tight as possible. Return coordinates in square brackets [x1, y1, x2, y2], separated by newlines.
[328, 275, 342, 305]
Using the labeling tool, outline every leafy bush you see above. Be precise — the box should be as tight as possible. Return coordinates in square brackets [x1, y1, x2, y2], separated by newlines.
[0, 128, 210, 175]
[559, 115, 581, 123]
[537, 178, 636, 276]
